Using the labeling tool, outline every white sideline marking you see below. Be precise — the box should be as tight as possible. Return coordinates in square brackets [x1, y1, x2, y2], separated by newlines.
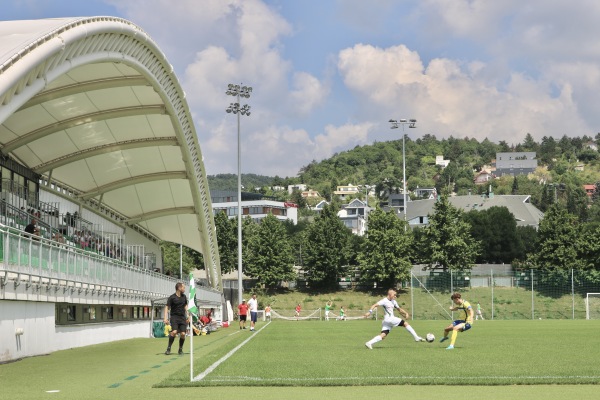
[193, 321, 271, 382]
[199, 375, 600, 383]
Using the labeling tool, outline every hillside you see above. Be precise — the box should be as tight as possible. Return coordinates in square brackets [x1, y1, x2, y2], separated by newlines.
[209, 134, 600, 212]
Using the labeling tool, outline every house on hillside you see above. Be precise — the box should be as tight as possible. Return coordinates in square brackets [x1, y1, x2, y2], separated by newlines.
[401, 194, 543, 228]
[435, 155, 450, 168]
[585, 141, 598, 151]
[387, 192, 411, 212]
[313, 200, 329, 214]
[474, 170, 493, 185]
[584, 184, 595, 200]
[211, 190, 298, 225]
[494, 152, 537, 177]
[333, 184, 360, 201]
[301, 189, 320, 198]
[288, 184, 308, 194]
[414, 187, 437, 199]
[338, 198, 371, 236]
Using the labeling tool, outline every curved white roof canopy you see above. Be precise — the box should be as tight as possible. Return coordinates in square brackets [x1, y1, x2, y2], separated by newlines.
[0, 17, 221, 289]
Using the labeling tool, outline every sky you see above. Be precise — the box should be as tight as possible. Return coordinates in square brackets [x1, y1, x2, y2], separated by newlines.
[3, 0, 600, 177]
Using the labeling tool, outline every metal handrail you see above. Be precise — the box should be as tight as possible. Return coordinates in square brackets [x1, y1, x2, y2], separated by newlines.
[0, 223, 176, 299]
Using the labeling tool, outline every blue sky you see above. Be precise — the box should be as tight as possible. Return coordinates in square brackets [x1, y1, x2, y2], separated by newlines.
[3, 0, 600, 177]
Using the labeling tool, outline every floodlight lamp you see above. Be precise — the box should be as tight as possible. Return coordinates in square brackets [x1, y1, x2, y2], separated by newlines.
[409, 119, 417, 123]
[389, 119, 396, 123]
[399, 119, 407, 123]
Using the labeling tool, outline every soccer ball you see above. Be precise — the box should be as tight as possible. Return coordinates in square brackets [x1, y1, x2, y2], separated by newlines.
[426, 333, 435, 343]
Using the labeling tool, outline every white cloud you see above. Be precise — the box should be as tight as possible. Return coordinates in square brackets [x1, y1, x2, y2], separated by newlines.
[290, 72, 328, 115]
[107, 0, 600, 177]
[109, 0, 331, 176]
[337, 42, 591, 143]
[314, 123, 374, 157]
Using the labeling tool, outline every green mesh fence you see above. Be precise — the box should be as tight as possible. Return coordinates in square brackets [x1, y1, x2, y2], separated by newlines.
[409, 269, 600, 320]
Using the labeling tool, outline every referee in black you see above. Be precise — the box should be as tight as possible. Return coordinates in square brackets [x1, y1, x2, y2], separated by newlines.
[163, 282, 189, 355]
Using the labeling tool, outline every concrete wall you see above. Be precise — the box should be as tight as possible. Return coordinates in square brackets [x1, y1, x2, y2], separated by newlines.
[0, 300, 150, 363]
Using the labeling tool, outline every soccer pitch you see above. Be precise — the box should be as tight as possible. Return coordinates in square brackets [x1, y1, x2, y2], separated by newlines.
[163, 319, 600, 387]
[1, 319, 598, 400]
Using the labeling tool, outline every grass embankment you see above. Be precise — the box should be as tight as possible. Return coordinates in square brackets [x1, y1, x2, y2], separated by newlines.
[252, 287, 590, 320]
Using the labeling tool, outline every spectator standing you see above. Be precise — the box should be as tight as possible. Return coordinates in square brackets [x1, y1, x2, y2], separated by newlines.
[476, 302, 485, 320]
[265, 304, 272, 321]
[324, 301, 333, 321]
[238, 299, 248, 330]
[247, 294, 258, 331]
[295, 303, 302, 319]
[339, 305, 346, 321]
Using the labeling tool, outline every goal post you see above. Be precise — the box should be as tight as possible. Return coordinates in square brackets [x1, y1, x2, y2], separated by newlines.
[586, 293, 600, 320]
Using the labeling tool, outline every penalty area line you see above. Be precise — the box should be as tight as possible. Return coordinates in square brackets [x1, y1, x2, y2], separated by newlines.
[192, 321, 271, 382]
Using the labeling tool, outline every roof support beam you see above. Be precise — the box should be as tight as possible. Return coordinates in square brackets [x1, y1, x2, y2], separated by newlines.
[79, 171, 187, 200]
[32, 137, 178, 173]
[20, 76, 150, 109]
[1, 105, 166, 155]
[125, 206, 196, 224]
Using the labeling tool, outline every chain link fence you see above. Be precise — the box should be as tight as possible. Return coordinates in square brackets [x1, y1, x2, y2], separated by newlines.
[407, 268, 600, 320]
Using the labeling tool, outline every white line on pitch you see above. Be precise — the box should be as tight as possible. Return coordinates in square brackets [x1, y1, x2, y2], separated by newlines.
[200, 374, 600, 383]
[192, 321, 271, 382]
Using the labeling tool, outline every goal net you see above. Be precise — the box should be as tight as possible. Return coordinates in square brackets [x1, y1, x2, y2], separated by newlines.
[586, 293, 600, 320]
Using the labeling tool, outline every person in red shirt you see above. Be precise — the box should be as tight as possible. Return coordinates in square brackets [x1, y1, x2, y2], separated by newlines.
[295, 303, 302, 320]
[238, 299, 249, 330]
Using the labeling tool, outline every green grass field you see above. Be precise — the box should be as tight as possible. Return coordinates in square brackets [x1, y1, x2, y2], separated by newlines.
[1, 319, 599, 399]
[163, 319, 600, 387]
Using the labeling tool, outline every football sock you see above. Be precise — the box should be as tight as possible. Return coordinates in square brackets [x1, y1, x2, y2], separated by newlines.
[167, 335, 175, 349]
[450, 329, 458, 346]
[405, 325, 419, 340]
[368, 336, 383, 346]
[179, 337, 185, 349]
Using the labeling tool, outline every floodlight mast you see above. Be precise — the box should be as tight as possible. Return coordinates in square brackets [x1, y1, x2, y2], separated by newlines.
[226, 83, 252, 305]
[388, 118, 417, 230]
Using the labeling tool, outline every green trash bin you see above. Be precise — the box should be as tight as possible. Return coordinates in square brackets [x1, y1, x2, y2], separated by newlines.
[153, 321, 166, 338]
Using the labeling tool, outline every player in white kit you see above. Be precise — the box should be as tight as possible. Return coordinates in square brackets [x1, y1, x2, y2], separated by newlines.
[364, 288, 425, 349]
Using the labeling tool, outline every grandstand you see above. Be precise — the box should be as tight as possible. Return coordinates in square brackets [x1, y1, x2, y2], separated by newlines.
[0, 17, 223, 363]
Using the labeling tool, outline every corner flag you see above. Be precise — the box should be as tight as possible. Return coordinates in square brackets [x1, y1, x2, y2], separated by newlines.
[188, 272, 197, 382]
[187, 273, 197, 317]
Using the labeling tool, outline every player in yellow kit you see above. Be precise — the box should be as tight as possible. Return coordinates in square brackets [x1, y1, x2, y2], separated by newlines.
[440, 292, 474, 350]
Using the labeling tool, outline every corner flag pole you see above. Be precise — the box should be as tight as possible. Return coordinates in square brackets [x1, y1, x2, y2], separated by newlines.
[187, 272, 198, 381]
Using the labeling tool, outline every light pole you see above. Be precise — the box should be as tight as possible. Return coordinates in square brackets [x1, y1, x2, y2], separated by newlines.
[226, 83, 252, 305]
[389, 119, 417, 229]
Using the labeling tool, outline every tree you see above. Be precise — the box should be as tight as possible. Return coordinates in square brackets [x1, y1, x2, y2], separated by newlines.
[302, 203, 352, 289]
[244, 214, 296, 288]
[566, 183, 588, 222]
[421, 193, 479, 271]
[289, 189, 307, 209]
[160, 241, 200, 278]
[511, 176, 519, 195]
[358, 207, 412, 288]
[522, 133, 538, 152]
[242, 216, 259, 266]
[515, 225, 538, 261]
[464, 206, 523, 263]
[213, 211, 237, 274]
[528, 205, 583, 272]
